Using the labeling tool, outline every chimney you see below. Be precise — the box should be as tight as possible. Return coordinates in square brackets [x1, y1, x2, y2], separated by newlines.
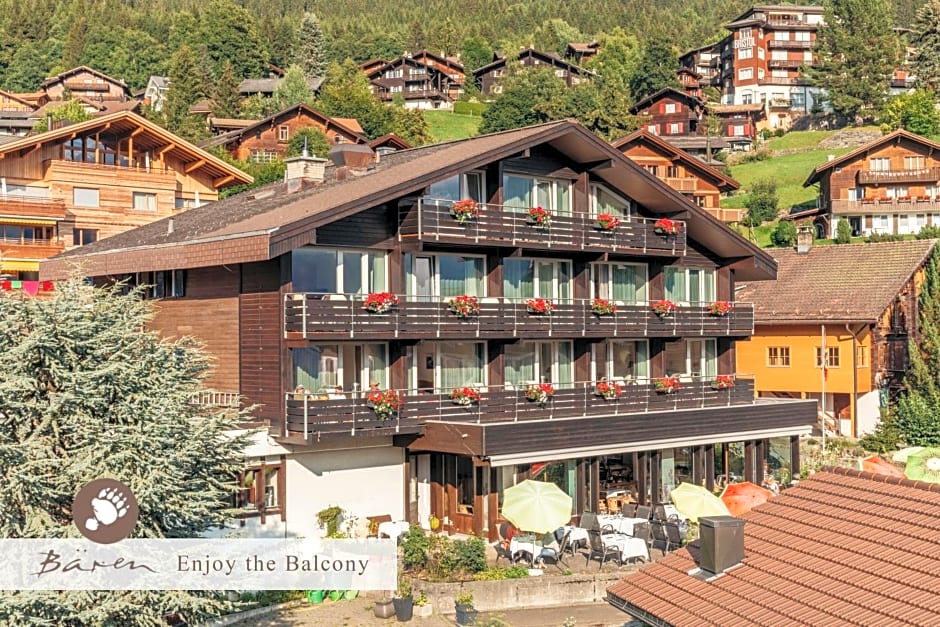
[697, 516, 745, 576]
[283, 153, 328, 193]
[796, 224, 814, 254]
[327, 144, 376, 178]
[167, 218, 174, 235]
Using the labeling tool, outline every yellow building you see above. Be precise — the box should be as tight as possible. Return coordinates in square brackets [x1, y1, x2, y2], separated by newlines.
[736, 239, 936, 437]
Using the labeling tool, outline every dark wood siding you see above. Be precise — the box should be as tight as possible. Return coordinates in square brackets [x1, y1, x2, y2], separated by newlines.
[316, 205, 394, 247]
[240, 261, 283, 427]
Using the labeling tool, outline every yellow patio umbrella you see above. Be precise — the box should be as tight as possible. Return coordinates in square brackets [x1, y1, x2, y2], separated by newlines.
[892, 446, 925, 464]
[501, 480, 573, 534]
[669, 482, 731, 522]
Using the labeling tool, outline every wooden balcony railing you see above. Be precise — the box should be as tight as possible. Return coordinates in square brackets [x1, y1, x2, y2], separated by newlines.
[831, 198, 940, 214]
[857, 167, 940, 185]
[768, 59, 804, 69]
[283, 294, 755, 340]
[284, 376, 757, 440]
[661, 177, 698, 192]
[0, 239, 66, 258]
[0, 195, 67, 220]
[399, 198, 687, 255]
[766, 40, 812, 49]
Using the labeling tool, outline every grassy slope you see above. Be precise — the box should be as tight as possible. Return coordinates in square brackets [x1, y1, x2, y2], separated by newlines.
[423, 110, 482, 143]
[722, 148, 854, 209]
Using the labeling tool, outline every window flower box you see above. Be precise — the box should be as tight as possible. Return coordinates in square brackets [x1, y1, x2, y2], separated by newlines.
[653, 218, 680, 235]
[526, 206, 551, 229]
[591, 298, 617, 316]
[450, 386, 481, 406]
[595, 380, 622, 400]
[450, 198, 481, 225]
[595, 212, 621, 231]
[898, 195, 912, 201]
[654, 376, 681, 395]
[363, 292, 398, 313]
[366, 389, 402, 420]
[708, 301, 734, 316]
[524, 382, 555, 405]
[525, 297, 556, 315]
[651, 299, 678, 318]
[448, 295, 480, 318]
[711, 375, 735, 390]
[917, 195, 931, 201]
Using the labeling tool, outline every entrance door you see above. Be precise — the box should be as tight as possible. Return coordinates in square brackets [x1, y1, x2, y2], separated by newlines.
[416, 454, 430, 528]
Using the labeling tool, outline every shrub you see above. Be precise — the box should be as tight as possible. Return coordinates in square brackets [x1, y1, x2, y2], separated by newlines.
[835, 218, 853, 244]
[771, 220, 798, 247]
[473, 566, 530, 580]
[916, 224, 940, 240]
[867, 232, 906, 242]
[454, 536, 488, 574]
[774, 128, 786, 137]
[401, 524, 430, 570]
[743, 179, 778, 226]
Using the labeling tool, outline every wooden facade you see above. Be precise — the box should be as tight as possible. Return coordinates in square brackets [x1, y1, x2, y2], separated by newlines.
[0, 90, 37, 112]
[474, 49, 595, 95]
[366, 56, 457, 109]
[42, 66, 131, 102]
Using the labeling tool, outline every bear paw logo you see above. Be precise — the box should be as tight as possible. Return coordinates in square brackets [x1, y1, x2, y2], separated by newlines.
[85, 487, 129, 531]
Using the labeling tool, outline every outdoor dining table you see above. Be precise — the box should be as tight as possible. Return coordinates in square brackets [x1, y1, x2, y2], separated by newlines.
[562, 525, 589, 548]
[377, 520, 410, 539]
[509, 535, 543, 565]
[602, 532, 650, 564]
[596, 514, 649, 536]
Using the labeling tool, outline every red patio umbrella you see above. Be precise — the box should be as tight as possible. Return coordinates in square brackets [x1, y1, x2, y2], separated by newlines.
[861, 454, 904, 478]
[720, 482, 774, 517]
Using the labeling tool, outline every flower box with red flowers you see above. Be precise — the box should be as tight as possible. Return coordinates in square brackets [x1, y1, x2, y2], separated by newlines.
[525, 297, 556, 315]
[591, 298, 617, 316]
[651, 299, 678, 318]
[450, 198, 481, 225]
[711, 375, 735, 390]
[654, 376, 681, 395]
[450, 386, 481, 406]
[595, 380, 622, 400]
[526, 206, 551, 229]
[363, 292, 399, 313]
[448, 295, 481, 318]
[653, 218, 680, 235]
[595, 212, 621, 231]
[708, 301, 734, 317]
[366, 389, 402, 420]
[917, 195, 931, 201]
[524, 382, 555, 405]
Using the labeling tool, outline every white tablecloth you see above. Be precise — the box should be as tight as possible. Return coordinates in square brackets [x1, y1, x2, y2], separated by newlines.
[562, 525, 589, 546]
[662, 504, 679, 519]
[509, 536, 540, 564]
[597, 515, 649, 536]
[377, 520, 410, 539]
[603, 533, 649, 563]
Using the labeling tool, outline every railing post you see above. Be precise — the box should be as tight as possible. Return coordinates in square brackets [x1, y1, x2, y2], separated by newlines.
[303, 393, 309, 442]
[417, 198, 423, 240]
[301, 294, 308, 339]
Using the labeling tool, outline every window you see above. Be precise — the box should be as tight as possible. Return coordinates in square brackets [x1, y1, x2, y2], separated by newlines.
[389, 85, 402, 93]
[647, 125, 658, 135]
[592, 262, 647, 303]
[385, 69, 403, 79]
[886, 186, 908, 199]
[591, 183, 632, 219]
[664, 267, 716, 304]
[278, 125, 289, 141]
[664, 103, 677, 114]
[72, 228, 98, 246]
[732, 124, 747, 137]
[132, 192, 156, 212]
[408, 341, 486, 392]
[695, 195, 706, 208]
[816, 346, 840, 368]
[294, 343, 387, 394]
[405, 253, 485, 300]
[291, 247, 387, 295]
[742, 93, 753, 105]
[767, 346, 790, 367]
[234, 462, 283, 515]
[504, 258, 571, 302]
[502, 173, 572, 217]
[738, 67, 753, 80]
[669, 122, 682, 134]
[410, 67, 427, 76]
[771, 50, 788, 61]
[428, 171, 485, 203]
[856, 345, 868, 368]
[795, 30, 810, 41]
[738, 47, 753, 60]
[869, 157, 890, 172]
[595, 340, 650, 382]
[645, 165, 660, 176]
[904, 155, 926, 170]
[136, 269, 185, 298]
[73, 187, 99, 207]
[504, 341, 573, 389]
[250, 150, 278, 164]
[873, 215, 890, 233]
[666, 166, 680, 178]
[757, 47, 765, 59]
[664, 339, 717, 378]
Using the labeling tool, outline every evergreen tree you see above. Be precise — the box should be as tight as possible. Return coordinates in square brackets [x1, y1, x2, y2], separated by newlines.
[198, 0, 269, 79]
[585, 27, 640, 93]
[835, 217, 853, 243]
[628, 36, 680, 101]
[0, 278, 249, 624]
[274, 64, 314, 110]
[212, 61, 243, 119]
[880, 90, 940, 138]
[531, 18, 584, 56]
[911, 0, 940, 90]
[807, 0, 899, 123]
[163, 44, 208, 140]
[316, 59, 393, 139]
[478, 66, 565, 134]
[287, 126, 330, 158]
[390, 107, 433, 146]
[298, 13, 327, 78]
[0, 40, 51, 92]
[60, 0, 88, 70]
[460, 36, 494, 73]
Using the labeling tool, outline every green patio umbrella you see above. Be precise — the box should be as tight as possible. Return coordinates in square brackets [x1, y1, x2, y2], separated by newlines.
[891, 446, 925, 464]
[501, 480, 573, 534]
[670, 482, 731, 522]
[903, 447, 940, 483]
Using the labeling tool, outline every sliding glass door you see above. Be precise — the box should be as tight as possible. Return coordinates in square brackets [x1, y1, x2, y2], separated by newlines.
[405, 254, 485, 301]
[503, 173, 572, 217]
[664, 267, 716, 305]
[292, 343, 388, 394]
[408, 341, 486, 392]
[594, 340, 650, 382]
[592, 262, 647, 303]
[503, 341, 573, 389]
[664, 339, 717, 379]
[292, 247, 387, 296]
[504, 258, 571, 302]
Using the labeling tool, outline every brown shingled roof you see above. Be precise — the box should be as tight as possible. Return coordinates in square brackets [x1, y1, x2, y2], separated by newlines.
[736, 240, 937, 324]
[804, 129, 940, 187]
[607, 466, 940, 627]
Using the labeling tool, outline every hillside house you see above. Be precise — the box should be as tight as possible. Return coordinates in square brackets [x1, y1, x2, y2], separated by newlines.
[365, 56, 458, 109]
[473, 49, 596, 95]
[41, 66, 132, 103]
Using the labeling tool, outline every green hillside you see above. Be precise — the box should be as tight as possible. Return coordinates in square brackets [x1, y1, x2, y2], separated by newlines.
[423, 110, 482, 143]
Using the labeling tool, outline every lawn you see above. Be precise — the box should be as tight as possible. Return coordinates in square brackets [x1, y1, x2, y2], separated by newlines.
[763, 129, 838, 152]
[423, 110, 482, 143]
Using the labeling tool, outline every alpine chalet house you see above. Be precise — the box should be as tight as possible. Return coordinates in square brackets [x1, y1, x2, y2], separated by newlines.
[43, 120, 815, 539]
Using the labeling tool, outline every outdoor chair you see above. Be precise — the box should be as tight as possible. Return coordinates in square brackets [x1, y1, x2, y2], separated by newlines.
[664, 521, 684, 552]
[635, 505, 652, 520]
[631, 521, 650, 543]
[580, 512, 599, 532]
[621, 503, 638, 518]
[585, 529, 622, 569]
[653, 504, 667, 521]
[537, 528, 571, 570]
[649, 520, 669, 555]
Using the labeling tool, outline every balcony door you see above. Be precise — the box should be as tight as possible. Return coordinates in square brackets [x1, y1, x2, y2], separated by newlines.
[591, 183, 632, 219]
[664, 266, 715, 305]
[592, 262, 647, 303]
[405, 254, 485, 302]
[503, 258, 571, 303]
[408, 341, 486, 393]
[427, 171, 485, 204]
[594, 340, 650, 383]
[292, 343, 388, 395]
[292, 247, 387, 297]
[503, 341, 573, 390]
[664, 339, 717, 379]
[502, 173, 572, 217]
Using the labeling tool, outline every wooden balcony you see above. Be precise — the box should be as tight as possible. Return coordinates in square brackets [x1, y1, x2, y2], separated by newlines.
[857, 167, 940, 185]
[283, 295, 754, 341]
[831, 198, 940, 214]
[661, 176, 698, 192]
[45, 159, 178, 187]
[767, 40, 812, 49]
[708, 207, 747, 223]
[768, 59, 804, 69]
[0, 238, 65, 258]
[399, 199, 687, 256]
[0, 195, 67, 220]
[284, 376, 757, 440]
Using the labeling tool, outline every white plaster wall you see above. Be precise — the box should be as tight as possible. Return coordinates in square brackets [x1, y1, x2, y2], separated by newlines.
[856, 390, 882, 436]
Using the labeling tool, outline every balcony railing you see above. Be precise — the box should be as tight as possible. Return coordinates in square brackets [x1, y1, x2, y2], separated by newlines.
[857, 167, 940, 185]
[766, 40, 812, 49]
[0, 195, 67, 220]
[758, 77, 805, 86]
[768, 59, 804, 69]
[399, 198, 687, 255]
[0, 238, 66, 258]
[283, 294, 755, 340]
[284, 376, 756, 440]
[831, 197, 940, 214]
[661, 177, 698, 192]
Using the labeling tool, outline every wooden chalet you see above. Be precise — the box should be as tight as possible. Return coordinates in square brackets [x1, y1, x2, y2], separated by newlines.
[611, 130, 742, 222]
[804, 129, 940, 239]
[43, 120, 815, 540]
[473, 49, 596, 95]
[677, 68, 703, 98]
[630, 88, 708, 139]
[41, 66, 131, 102]
[199, 103, 366, 163]
[0, 110, 250, 285]
[565, 42, 600, 64]
[365, 56, 458, 109]
[410, 51, 466, 96]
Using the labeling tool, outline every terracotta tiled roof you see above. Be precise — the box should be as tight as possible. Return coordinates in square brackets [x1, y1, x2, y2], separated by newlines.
[737, 240, 936, 324]
[607, 467, 940, 627]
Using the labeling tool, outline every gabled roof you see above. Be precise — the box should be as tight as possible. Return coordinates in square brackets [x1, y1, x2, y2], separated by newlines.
[611, 130, 740, 193]
[629, 88, 705, 115]
[711, 103, 766, 115]
[608, 466, 940, 627]
[41, 66, 128, 90]
[0, 110, 251, 187]
[198, 103, 366, 150]
[147, 76, 170, 89]
[736, 239, 937, 324]
[472, 49, 597, 79]
[0, 89, 38, 111]
[411, 50, 465, 72]
[42, 120, 775, 281]
[368, 133, 412, 151]
[365, 55, 455, 80]
[804, 129, 940, 186]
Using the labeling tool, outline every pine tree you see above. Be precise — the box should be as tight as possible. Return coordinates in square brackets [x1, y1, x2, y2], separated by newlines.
[628, 36, 680, 101]
[273, 64, 314, 110]
[298, 12, 327, 79]
[911, 0, 940, 91]
[212, 61, 243, 119]
[197, 0, 269, 79]
[163, 44, 208, 140]
[0, 278, 250, 624]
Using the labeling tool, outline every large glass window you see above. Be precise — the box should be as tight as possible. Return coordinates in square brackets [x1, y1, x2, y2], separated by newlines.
[405, 254, 485, 300]
[428, 171, 485, 203]
[591, 183, 632, 218]
[292, 343, 388, 394]
[664, 267, 716, 304]
[592, 262, 647, 303]
[595, 340, 650, 382]
[504, 258, 571, 302]
[411, 341, 486, 392]
[503, 173, 571, 216]
[292, 247, 386, 295]
[664, 339, 717, 378]
[504, 341, 573, 389]
[73, 187, 99, 207]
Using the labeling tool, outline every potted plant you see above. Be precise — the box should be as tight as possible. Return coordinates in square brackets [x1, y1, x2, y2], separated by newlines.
[450, 198, 481, 225]
[363, 292, 399, 313]
[448, 295, 481, 318]
[374, 596, 396, 619]
[525, 297, 556, 315]
[654, 376, 681, 395]
[595, 212, 621, 231]
[455, 590, 477, 626]
[711, 375, 735, 390]
[450, 386, 481, 406]
[651, 299, 678, 318]
[526, 205, 551, 229]
[413, 591, 432, 618]
[708, 301, 733, 316]
[317, 505, 344, 536]
[591, 298, 617, 316]
[366, 388, 403, 420]
[595, 380, 622, 400]
[393, 576, 413, 622]
[524, 382, 555, 406]
[653, 217, 680, 235]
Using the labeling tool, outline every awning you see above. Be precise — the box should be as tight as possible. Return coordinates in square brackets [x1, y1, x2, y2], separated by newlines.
[1, 259, 40, 272]
[0, 217, 59, 226]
